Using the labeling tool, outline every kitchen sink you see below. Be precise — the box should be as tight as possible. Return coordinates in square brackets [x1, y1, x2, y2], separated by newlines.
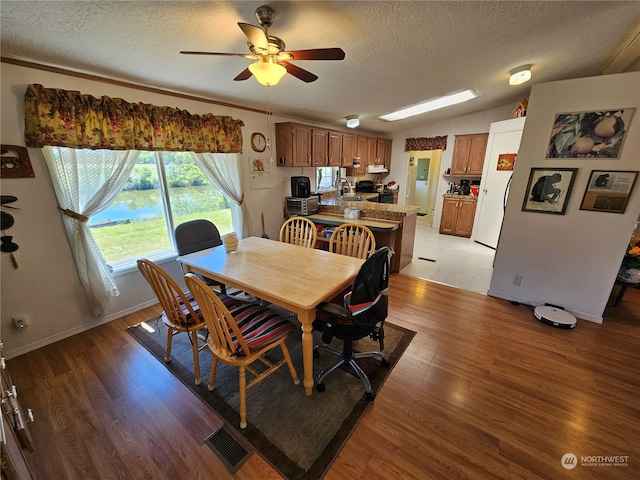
[340, 195, 363, 201]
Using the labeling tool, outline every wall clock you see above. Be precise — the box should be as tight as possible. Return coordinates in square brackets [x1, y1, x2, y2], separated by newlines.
[251, 132, 266, 152]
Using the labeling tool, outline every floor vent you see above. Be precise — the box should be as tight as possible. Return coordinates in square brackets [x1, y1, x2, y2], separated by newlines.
[418, 257, 436, 262]
[204, 425, 252, 473]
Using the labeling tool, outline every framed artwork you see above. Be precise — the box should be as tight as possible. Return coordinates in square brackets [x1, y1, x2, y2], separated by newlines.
[0, 145, 35, 178]
[546, 109, 635, 158]
[497, 153, 516, 171]
[580, 170, 638, 214]
[522, 168, 578, 215]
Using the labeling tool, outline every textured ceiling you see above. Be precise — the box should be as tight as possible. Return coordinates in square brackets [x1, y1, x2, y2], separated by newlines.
[2, 1, 640, 134]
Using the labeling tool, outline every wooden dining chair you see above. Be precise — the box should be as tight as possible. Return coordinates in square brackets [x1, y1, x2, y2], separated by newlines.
[137, 259, 241, 386]
[184, 273, 300, 429]
[279, 216, 318, 249]
[329, 223, 376, 259]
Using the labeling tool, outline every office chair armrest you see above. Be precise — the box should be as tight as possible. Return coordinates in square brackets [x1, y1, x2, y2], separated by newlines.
[317, 301, 352, 321]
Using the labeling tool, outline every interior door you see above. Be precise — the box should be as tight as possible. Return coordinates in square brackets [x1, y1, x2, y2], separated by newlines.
[474, 118, 525, 248]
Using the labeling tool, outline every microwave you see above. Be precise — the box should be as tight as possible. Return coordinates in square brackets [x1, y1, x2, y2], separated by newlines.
[286, 196, 319, 216]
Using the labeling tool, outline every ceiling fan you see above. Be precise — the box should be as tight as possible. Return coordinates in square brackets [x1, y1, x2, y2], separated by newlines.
[180, 5, 345, 86]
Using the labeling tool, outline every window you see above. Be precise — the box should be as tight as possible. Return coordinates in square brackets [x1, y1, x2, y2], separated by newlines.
[89, 151, 233, 270]
[316, 166, 339, 191]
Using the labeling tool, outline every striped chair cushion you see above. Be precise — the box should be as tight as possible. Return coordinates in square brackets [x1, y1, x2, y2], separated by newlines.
[228, 304, 297, 355]
[166, 291, 241, 326]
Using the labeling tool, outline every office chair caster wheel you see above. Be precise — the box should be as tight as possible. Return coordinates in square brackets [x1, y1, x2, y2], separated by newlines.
[316, 382, 326, 393]
[366, 391, 376, 401]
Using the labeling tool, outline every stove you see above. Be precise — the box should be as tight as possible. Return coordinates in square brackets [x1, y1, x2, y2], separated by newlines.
[355, 180, 376, 193]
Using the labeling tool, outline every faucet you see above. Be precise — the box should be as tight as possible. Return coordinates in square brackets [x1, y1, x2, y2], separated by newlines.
[335, 177, 352, 197]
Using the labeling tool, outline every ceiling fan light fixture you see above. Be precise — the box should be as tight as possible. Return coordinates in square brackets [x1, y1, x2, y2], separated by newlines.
[249, 60, 286, 86]
[378, 89, 479, 121]
[509, 65, 532, 85]
[346, 115, 360, 128]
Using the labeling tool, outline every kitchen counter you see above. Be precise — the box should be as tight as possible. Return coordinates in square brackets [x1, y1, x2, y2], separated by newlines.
[319, 193, 420, 217]
[443, 193, 478, 200]
[314, 193, 419, 273]
[308, 213, 400, 232]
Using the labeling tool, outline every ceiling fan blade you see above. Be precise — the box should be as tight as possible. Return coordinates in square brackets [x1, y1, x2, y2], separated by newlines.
[281, 62, 318, 83]
[238, 22, 269, 53]
[282, 48, 346, 61]
[233, 68, 253, 81]
[180, 51, 254, 58]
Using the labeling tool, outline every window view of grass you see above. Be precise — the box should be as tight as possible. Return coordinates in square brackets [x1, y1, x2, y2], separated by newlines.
[89, 152, 234, 264]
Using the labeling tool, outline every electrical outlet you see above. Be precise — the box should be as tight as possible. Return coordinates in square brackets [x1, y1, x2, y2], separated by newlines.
[12, 317, 26, 330]
[513, 275, 522, 286]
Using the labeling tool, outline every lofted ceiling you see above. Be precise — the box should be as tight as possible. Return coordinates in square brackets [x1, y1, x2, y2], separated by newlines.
[2, 1, 640, 135]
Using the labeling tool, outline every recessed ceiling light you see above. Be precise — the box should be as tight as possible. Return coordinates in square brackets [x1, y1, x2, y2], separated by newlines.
[378, 89, 479, 121]
[509, 65, 532, 86]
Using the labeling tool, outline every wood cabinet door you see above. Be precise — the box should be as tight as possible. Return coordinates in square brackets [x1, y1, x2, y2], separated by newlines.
[292, 124, 312, 167]
[328, 131, 343, 166]
[383, 139, 393, 168]
[355, 135, 368, 175]
[467, 134, 488, 175]
[455, 199, 477, 237]
[451, 136, 472, 175]
[341, 132, 354, 166]
[439, 198, 459, 234]
[367, 137, 377, 166]
[311, 128, 328, 166]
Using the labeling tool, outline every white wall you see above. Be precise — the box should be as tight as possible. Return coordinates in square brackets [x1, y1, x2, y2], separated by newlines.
[388, 103, 517, 228]
[0, 62, 322, 358]
[489, 73, 640, 322]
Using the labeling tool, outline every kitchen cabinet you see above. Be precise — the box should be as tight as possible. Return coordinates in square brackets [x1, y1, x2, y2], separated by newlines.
[341, 132, 355, 166]
[311, 128, 328, 166]
[439, 196, 477, 237]
[328, 130, 343, 166]
[450, 133, 488, 175]
[276, 123, 311, 167]
[374, 138, 392, 168]
[354, 135, 368, 175]
[276, 121, 391, 171]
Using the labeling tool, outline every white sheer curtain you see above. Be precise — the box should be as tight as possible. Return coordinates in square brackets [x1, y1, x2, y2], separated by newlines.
[191, 152, 248, 238]
[42, 147, 141, 316]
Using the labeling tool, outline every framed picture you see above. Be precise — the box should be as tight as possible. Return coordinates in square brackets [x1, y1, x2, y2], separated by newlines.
[546, 109, 635, 158]
[522, 168, 578, 215]
[0, 145, 35, 178]
[497, 153, 516, 171]
[580, 170, 638, 214]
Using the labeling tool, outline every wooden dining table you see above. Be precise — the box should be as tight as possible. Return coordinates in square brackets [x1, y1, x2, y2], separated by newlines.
[177, 236, 365, 395]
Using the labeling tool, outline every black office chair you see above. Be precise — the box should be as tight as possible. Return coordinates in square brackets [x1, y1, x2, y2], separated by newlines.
[313, 246, 392, 400]
[174, 219, 227, 294]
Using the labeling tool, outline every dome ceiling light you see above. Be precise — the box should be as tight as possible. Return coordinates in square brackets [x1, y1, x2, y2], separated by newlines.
[509, 65, 532, 85]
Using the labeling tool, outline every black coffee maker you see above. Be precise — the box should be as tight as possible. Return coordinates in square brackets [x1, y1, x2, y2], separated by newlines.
[459, 179, 471, 195]
[291, 176, 311, 198]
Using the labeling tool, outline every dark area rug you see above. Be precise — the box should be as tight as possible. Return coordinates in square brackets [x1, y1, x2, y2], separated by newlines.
[127, 316, 415, 480]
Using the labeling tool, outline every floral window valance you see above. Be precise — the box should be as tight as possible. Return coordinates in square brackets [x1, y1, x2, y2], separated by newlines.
[404, 136, 448, 152]
[24, 84, 244, 153]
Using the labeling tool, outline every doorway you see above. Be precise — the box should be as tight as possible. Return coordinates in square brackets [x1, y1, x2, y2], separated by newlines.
[405, 149, 441, 224]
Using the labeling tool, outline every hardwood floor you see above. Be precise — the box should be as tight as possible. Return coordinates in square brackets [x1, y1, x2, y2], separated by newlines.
[8, 275, 640, 479]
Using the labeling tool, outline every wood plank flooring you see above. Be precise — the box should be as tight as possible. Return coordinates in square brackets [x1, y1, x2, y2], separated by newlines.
[7, 275, 640, 479]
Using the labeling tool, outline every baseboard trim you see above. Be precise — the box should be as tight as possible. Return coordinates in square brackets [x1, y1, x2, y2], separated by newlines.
[4, 299, 159, 360]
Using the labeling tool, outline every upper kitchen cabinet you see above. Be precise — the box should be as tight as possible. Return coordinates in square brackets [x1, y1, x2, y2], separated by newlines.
[375, 138, 392, 168]
[450, 133, 488, 176]
[328, 130, 343, 167]
[311, 128, 329, 166]
[341, 132, 355, 167]
[276, 123, 311, 167]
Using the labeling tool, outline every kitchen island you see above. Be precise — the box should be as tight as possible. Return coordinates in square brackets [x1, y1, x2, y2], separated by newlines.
[317, 194, 419, 273]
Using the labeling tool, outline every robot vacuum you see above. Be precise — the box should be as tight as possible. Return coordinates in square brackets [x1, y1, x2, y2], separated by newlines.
[534, 305, 576, 329]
